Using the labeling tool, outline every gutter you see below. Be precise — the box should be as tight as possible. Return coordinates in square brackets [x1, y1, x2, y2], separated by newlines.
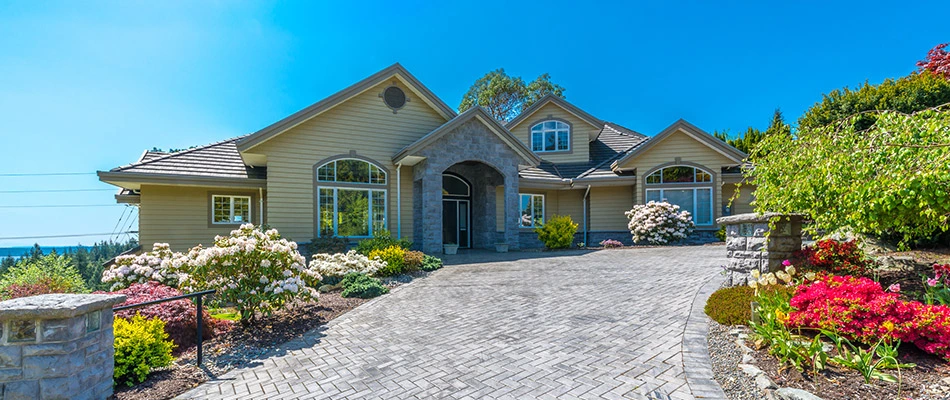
[583, 185, 591, 246]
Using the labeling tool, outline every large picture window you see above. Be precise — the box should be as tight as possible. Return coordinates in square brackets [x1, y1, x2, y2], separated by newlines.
[519, 194, 545, 228]
[645, 165, 714, 226]
[212, 195, 251, 224]
[530, 121, 570, 152]
[316, 157, 388, 238]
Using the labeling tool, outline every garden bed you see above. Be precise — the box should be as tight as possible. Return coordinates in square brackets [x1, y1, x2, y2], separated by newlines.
[709, 320, 950, 400]
[112, 291, 367, 400]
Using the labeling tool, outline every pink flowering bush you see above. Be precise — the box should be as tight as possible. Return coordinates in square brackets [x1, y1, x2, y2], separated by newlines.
[101, 243, 187, 291]
[180, 224, 320, 322]
[625, 201, 694, 244]
[599, 239, 623, 249]
[787, 274, 950, 360]
[924, 263, 950, 306]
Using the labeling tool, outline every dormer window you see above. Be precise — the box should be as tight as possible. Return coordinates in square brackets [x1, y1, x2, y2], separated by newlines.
[530, 121, 570, 152]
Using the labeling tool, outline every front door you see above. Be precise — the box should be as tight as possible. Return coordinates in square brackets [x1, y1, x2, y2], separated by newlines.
[442, 199, 470, 248]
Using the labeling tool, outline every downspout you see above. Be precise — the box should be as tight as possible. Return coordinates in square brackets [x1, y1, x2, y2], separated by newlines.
[259, 187, 264, 226]
[396, 163, 402, 238]
[583, 185, 591, 246]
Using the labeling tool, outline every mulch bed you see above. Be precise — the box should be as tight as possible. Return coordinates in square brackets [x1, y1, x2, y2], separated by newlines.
[111, 291, 368, 400]
[750, 336, 950, 400]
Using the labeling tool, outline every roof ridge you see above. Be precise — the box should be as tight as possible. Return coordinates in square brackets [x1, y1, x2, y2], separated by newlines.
[114, 135, 249, 172]
[603, 121, 646, 138]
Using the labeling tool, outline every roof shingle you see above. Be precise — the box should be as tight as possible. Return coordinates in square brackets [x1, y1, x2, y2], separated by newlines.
[111, 136, 265, 180]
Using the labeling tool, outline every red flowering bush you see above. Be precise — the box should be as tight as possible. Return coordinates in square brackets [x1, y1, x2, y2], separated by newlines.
[794, 239, 874, 277]
[98, 282, 231, 352]
[787, 275, 950, 360]
[3, 278, 74, 299]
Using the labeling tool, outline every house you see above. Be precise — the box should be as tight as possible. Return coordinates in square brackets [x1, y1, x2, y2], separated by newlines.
[98, 63, 755, 254]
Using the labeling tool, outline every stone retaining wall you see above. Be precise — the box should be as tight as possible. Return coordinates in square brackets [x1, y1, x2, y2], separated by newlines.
[716, 213, 803, 286]
[0, 294, 126, 400]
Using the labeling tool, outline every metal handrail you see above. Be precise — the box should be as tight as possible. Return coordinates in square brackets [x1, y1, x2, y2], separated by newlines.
[113, 289, 217, 366]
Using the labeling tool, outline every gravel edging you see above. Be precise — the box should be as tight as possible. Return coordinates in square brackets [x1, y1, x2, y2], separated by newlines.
[682, 273, 728, 399]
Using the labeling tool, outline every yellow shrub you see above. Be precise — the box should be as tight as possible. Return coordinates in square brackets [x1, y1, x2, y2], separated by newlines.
[368, 246, 406, 276]
[113, 314, 175, 386]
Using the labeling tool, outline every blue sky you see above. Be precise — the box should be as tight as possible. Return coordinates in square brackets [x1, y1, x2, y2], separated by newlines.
[0, 1, 946, 247]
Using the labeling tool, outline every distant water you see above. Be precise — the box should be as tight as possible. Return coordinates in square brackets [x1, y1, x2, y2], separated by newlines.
[0, 246, 88, 259]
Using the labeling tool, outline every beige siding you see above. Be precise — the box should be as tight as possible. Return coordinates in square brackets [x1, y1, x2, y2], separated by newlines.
[497, 188, 587, 231]
[723, 183, 756, 215]
[589, 186, 634, 231]
[508, 102, 598, 163]
[618, 130, 738, 228]
[138, 185, 263, 252]
[248, 79, 448, 242]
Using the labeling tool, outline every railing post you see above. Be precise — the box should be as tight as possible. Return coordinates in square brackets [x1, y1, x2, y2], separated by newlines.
[196, 293, 203, 366]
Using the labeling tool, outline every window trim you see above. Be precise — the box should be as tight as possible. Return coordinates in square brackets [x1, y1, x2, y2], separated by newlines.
[208, 193, 255, 227]
[519, 193, 545, 228]
[528, 118, 572, 154]
[645, 165, 712, 185]
[315, 157, 388, 185]
[645, 187, 714, 226]
[316, 186, 388, 238]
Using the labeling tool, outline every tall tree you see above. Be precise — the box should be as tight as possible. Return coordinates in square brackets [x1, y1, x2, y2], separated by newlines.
[798, 71, 950, 131]
[458, 69, 565, 122]
[918, 43, 950, 79]
[714, 109, 790, 158]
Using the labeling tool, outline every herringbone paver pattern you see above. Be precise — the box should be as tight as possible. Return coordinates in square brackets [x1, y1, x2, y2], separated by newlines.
[179, 246, 726, 399]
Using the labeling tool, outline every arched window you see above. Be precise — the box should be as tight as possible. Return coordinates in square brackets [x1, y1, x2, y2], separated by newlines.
[316, 158, 387, 238]
[442, 174, 470, 197]
[530, 121, 570, 152]
[645, 165, 713, 226]
[317, 158, 386, 184]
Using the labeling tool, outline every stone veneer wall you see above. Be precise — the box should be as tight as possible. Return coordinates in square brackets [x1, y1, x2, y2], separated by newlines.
[716, 213, 803, 286]
[0, 294, 126, 400]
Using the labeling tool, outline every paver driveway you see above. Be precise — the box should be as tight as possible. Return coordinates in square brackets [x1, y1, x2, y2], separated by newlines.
[179, 246, 726, 400]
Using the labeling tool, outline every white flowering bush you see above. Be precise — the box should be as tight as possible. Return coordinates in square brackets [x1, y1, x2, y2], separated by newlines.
[625, 201, 695, 244]
[101, 243, 187, 291]
[308, 250, 386, 280]
[180, 224, 320, 322]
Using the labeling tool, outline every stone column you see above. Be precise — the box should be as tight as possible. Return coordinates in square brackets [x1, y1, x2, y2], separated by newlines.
[715, 213, 803, 286]
[420, 172, 443, 254]
[0, 294, 126, 400]
[503, 172, 521, 250]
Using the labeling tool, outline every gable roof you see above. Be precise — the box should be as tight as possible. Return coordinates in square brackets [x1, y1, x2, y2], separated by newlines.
[393, 106, 541, 166]
[236, 63, 457, 152]
[610, 119, 747, 169]
[505, 94, 604, 130]
[518, 121, 648, 182]
[98, 136, 266, 189]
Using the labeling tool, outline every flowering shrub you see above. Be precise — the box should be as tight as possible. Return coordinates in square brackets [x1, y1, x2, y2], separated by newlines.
[181, 224, 319, 321]
[787, 274, 950, 360]
[354, 230, 411, 255]
[625, 201, 694, 244]
[308, 250, 386, 279]
[113, 314, 174, 386]
[101, 243, 186, 291]
[369, 246, 407, 276]
[599, 239, 623, 249]
[0, 254, 87, 298]
[102, 282, 231, 351]
[793, 239, 874, 277]
[924, 263, 950, 306]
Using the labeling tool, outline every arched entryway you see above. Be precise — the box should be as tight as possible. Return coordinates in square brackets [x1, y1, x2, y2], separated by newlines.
[442, 173, 471, 248]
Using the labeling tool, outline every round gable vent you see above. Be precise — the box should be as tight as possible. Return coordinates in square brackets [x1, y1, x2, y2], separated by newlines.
[382, 86, 407, 111]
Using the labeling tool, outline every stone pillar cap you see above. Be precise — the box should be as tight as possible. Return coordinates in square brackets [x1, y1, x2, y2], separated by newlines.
[716, 212, 805, 225]
[0, 294, 126, 320]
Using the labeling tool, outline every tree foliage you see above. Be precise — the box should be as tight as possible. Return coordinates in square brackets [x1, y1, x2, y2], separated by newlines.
[797, 71, 950, 131]
[458, 69, 565, 122]
[749, 106, 950, 246]
[918, 43, 950, 79]
[715, 109, 792, 157]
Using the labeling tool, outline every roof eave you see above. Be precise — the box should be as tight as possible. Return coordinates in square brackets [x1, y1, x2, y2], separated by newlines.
[98, 171, 267, 190]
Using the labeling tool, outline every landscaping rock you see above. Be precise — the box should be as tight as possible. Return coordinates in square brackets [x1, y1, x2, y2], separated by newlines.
[755, 373, 777, 390]
[776, 387, 824, 400]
